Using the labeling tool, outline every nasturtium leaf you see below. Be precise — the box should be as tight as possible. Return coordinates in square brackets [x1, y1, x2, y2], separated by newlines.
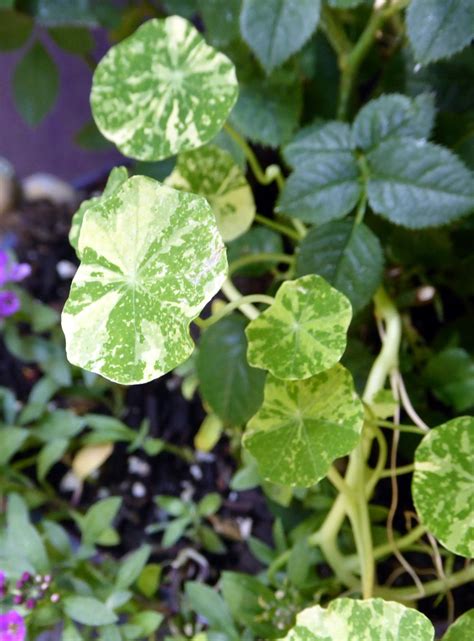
[230, 73, 302, 147]
[69, 166, 128, 256]
[166, 145, 255, 242]
[283, 598, 434, 641]
[283, 121, 354, 168]
[90, 16, 238, 161]
[296, 220, 384, 312]
[413, 416, 474, 557]
[246, 275, 352, 380]
[277, 154, 362, 224]
[367, 138, 474, 228]
[13, 40, 59, 127]
[244, 364, 363, 487]
[442, 610, 474, 641]
[62, 176, 227, 385]
[352, 93, 435, 151]
[0, 10, 33, 51]
[197, 315, 266, 426]
[240, 0, 321, 74]
[407, 0, 474, 65]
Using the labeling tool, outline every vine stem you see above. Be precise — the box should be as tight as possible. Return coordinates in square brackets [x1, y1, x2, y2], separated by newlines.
[194, 294, 274, 329]
[254, 213, 301, 241]
[375, 564, 474, 602]
[228, 252, 294, 276]
[220, 279, 260, 320]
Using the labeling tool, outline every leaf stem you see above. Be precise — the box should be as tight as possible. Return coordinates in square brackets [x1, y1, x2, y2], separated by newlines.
[377, 463, 415, 479]
[220, 279, 261, 320]
[254, 213, 301, 241]
[194, 294, 274, 329]
[375, 564, 474, 602]
[228, 251, 294, 276]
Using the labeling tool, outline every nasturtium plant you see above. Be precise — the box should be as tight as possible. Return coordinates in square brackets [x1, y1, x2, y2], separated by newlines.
[244, 365, 363, 486]
[62, 176, 227, 384]
[283, 599, 435, 641]
[166, 144, 255, 242]
[90, 16, 239, 161]
[245, 275, 352, 380]
[442, 610, 474, 641]
[412, 416, 474, 557]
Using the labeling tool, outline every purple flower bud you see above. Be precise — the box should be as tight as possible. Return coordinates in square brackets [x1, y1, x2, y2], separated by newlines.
[0, 250, 30, 287]
[20, 572, 30, 583]
[43, 575, 51, 584]
[13, 595, 23, 605]
[0, 611, 26, 641]
[0, 291, 20, 318]
[25, 598, 36, 610]
[15, 580, 24, 590]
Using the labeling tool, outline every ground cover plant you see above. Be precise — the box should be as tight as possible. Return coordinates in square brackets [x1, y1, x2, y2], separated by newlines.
[0, 0, 474, 639]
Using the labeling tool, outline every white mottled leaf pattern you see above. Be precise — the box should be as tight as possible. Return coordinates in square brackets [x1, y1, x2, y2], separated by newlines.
[244, 364, 363, 487]
[91, 16, 238, 161]
[442, 610, 474, 641]
[283, 598, 434, 640]
[62, 176, 227, 385]
[413, 416, 474, 557]
[166, 145, 255, 242]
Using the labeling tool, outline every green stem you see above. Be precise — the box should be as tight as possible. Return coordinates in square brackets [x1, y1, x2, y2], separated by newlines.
[254, 213, 300, 241]
[375, 564, 474, 602]
[224, 123, 285, 189]
[194, 294, 274, 329]
[377, 463, 415, 479]
[220, 279, 260, 320]
[320, 5, 353, 59]
[228, 251, 294, 276]
[367, 418, 426, 435]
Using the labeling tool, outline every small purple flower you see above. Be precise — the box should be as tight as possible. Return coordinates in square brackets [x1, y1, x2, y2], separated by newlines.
[0, 611, 26, 641]
[0, 291, 21, 318]
[0, 251, 31, 287]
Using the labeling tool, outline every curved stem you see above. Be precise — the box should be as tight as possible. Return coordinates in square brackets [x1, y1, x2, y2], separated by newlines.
[228, 251, 294, 276]
[254, 214, 300, 241]
[377, 463, 415, 479]
[375, 564, 474, 602]
[220, 279, 261, 320]
[194, 294, 274, 329]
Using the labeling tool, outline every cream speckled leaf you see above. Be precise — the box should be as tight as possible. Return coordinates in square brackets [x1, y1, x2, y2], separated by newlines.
[442, 610, 474, 641]
[62, 175, 227, 385]
[283, 598, 434, 641]
[90, 17, 238, 161]
[166, 145, 255, 242]
[244, 364, 363, 487]
[69, 166, 128, 257]
[413, 416, 474, 557]
[245, 275, 352, 380]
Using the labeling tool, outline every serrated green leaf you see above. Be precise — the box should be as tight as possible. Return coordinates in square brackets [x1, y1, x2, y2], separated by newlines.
[424, 348, 474, 412]
[278, 154, 361, 224]
[367, 138, 474, 228]
[69, 166, 128, 256]
[64, 596, 118, 626]
[352, 93, 435, 150]
[413, 416, 474, 557]
[0, 10, 33, 51]
[407, 0, 474, 65]
[91, 16, 238, 161]
[246, 275, 351, 380]
[37, 438, 68, 481]
[442, 610, 474, 641]
[283, 598, 434, 640]
[283, 121, 354, 167]
[166, 145, 255, 242]
[62, 176, 227, 385]
[244, 364, 363, 487]
[199, 0, 241, 48]
[240, 0, 321, 74]
[197, 315, 266, 425]
[296, 220, 384, 312]
[230, 73, 302, 147]
[13, 40, 59, 127]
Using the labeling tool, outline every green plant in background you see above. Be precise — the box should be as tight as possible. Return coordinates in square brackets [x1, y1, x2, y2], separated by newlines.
[1, 0, 474, 639]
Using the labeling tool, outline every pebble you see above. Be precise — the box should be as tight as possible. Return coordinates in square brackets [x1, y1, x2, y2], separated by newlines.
[22, 173, 76, 206]
[128, 456, 151, 477]
[131, 481, 147, 498]
[56, 260, 77, 279]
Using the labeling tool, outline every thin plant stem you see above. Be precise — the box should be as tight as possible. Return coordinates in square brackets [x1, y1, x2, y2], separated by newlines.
[377, 463, 415, 479]
[375, 564, 474, 602]
[194, 294, 274, 329]
[367, 418, 426, 435]
[220, 279, 261, 320]
[395, 371, 430, 432]
[228, 251, 294, 276]
[254, 214, 301, 241]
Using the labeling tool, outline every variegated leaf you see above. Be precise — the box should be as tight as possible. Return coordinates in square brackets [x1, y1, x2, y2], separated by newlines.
[243, 364, 363, 487]
[283, 598, 434, 641]
[62, 175, 227, 385]
[413, 416, 474, 557]
[245, 275, 352, 380]
[442, 610, 474, 641]
[91, 17, 238, 161]
[166, 145, 255, 242]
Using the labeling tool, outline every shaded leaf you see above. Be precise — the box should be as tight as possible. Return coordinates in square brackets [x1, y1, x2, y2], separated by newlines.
[48, 26, 95, 55]
[442, 610, 474, 641]
[64, 596, 118, 626]
[283, 121, 353, 167]
[0, 10, 33, 51]
[424, 348, 474, 412]
[37, 438, 68, 481]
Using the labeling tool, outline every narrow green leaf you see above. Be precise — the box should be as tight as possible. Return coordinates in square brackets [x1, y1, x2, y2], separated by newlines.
[197, 315, 266, 426]
[81, 496, 122, 545]
[0, 10, 33, 50]
[244, 364, 363, 487]
[352, 93, 435, 150]
[13, 40, 59, 126]
[407, 0, 474, 64]
[413, 416, 474, 557]
[283, 598, 434, 640]
[442, 610, 474, 641]
[37, 438, 68, 481]
[0, 427, 29, 465]
[62, 176, 227, 385]
[367, 138, 474, 228]
[283, 121, 354, 167]
[296, 220, 384, 312]
[6, 494, 49, 572]
[246, 275, 352, 380]
[116, 544, 151, 589]
[64, 596, 118, 626]
[129, 611, 164, 636]
[277, 155, 361, 224]
[166, 145, 255, 242]
[185, 582, 238, 638]
[91, 16, 238, 161]
[240, 0, 321, 74]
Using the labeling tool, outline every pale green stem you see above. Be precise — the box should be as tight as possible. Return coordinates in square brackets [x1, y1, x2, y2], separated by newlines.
[228, 251, 294, 276]
[194, 294, 274, 329]
[254, 213, 300, 241]
[375, 564, 474, 602]
[220, 279, 261, 320]
[367, 418, 425, 435]
[378, 463, 415, 479]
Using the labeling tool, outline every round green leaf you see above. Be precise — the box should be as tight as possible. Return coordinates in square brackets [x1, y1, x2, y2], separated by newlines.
[62, 175, 227, 385]
[442, 610, 474, 641]
[245, 275, 352, 380]
[283, 598, 434, 641]
[244, 364, 363, 487]
[197, 315, 266, 426]
[90, 16, 238, 161]
[166, 145, 255, 242]
[413, 416, 474, 557]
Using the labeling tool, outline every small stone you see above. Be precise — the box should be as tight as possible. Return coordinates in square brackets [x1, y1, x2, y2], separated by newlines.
[22, 173, 76, 206]
[190, 464, 203, 480]
[128, 456, 151, 477]
[56, 260, 77, 280]
[131, 481, 146, 498]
